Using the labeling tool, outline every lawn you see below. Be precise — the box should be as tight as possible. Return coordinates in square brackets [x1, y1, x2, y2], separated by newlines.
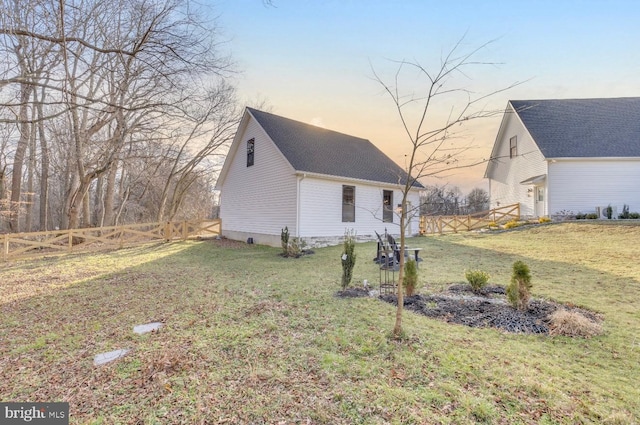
[1, 222, 639, 424]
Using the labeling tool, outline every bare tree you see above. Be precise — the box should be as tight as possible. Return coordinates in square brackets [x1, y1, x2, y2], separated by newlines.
[420, 184, 463, 216]
[466, 187, 490, 214]
[0, 0, 235, 230]
[372, 37, 521, 338]
[155, 82, 239, 222]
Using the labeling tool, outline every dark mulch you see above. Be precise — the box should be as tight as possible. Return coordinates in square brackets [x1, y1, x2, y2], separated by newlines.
[379, 284, 601, 335]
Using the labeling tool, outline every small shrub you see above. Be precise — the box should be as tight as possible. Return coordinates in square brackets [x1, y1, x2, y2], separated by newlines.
[465, 269, 490, 292]
[575, 213, 586, 220]
[548, 309, 603, 338]
[538, 216, 551, 223]
[281, 227, 306, 257]
[630, 212, 640, 219]
[604, 205, 613, 219]
[506, 260, 532, 310]
[287, 237, 305, 257]
[281, 226, 290, 256]
[403, 259, 419, 296]
[341, 229, 357, 289]
[503, 219, 521, 229]
[619, 204, 630, 219]
[585, 213, 599, 219]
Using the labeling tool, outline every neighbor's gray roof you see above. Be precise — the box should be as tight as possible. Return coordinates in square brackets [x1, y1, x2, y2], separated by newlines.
[511, 97, 640, 158]
[248, 108, 423, 188]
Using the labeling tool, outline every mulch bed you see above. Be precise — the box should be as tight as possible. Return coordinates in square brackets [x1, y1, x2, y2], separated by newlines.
[340, 284, 602, 335]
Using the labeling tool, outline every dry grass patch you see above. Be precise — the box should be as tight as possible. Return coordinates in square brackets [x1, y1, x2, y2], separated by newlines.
[548, 308, 604, 338]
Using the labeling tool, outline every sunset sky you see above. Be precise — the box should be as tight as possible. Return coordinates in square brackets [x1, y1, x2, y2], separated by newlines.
[215, 0, 640, 193]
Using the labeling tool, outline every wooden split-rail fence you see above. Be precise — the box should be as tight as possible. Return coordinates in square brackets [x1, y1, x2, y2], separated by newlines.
[1, 219, 221, 262]
[419, 203, 520, 235]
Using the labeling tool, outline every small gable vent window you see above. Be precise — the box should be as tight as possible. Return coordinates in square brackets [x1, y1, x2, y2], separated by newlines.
[342, 185, 355, 222]
[509, 136, 517, 158]
[247, 138, 255, 167]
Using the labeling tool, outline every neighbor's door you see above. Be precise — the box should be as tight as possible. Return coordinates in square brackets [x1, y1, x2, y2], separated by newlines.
[535, 186, 545, 217]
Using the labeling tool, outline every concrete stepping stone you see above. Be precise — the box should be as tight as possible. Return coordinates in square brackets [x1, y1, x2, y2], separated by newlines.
[93, 349, 130, 366]
[133, 322, 163, 334]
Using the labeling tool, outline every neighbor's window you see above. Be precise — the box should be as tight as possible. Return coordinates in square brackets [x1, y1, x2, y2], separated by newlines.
[382, 190, 393, 223]
[247, 138, 255, 167]
[509, 136, 517, 158]
[342, 185, 355, 222]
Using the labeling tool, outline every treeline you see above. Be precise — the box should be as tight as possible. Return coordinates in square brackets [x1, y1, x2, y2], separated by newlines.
[420, 185, 490, 216]
[0, 0, 238, 233]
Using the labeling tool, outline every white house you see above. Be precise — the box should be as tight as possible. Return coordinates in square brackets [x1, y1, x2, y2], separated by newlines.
[215, 107, 423, 247]
[485, 97, 640, 218]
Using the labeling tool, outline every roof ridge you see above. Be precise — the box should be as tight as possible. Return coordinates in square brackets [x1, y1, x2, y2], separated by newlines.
[510, 96, 640, 103]
[246, 107, 371, 143]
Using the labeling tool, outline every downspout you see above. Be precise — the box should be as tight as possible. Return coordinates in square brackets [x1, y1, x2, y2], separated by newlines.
[296, 173, 306, 238]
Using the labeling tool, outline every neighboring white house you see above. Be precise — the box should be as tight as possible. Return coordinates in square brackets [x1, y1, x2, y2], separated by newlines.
[485, 97, 640, 218]
[215, 107, 424, 247]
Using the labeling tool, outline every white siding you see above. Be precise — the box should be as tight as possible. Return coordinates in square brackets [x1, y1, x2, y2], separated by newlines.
[549, 159, 640, 215]
[487, 111, 547, 217]
[298, 176, 420, 238]
[219, 118, 298, 238]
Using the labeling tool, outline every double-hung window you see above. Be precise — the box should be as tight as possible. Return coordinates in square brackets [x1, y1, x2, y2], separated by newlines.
[509, 136, 517, 158]
[342, 185, 355, 222]
[247, 138, 255, 167]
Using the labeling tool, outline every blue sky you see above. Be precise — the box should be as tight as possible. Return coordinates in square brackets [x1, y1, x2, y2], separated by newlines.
[213, 0, 640, 192]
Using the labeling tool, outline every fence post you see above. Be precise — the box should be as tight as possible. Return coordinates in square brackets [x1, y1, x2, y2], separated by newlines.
[182, 221, 188, 240]
[3, 233, 8, 262]
[163, 222, 171, 241]
[68, 230, 73, 252]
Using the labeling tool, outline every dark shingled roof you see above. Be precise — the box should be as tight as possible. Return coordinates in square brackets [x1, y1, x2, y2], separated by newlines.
[511, 97, 640, 158]
[248, 108, 423, 188]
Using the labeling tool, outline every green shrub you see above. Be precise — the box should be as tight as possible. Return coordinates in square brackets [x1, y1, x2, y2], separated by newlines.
[465, 269, 490, 292]
[403, 259, 419, 296]
[619, 204, 630, 219]
[585, 213, 599, 219]
[281, 226, 290, 256]
[281, 227, 306, 257]
[575, 213, 586, 220]
[630, 212, 640, 219]
[341, 230, 357, 289]
[506, 260, 532, 311]
[604, 205, 613, 219]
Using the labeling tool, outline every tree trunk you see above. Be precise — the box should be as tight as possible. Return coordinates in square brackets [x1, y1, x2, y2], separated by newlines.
[25, 119, 36, 232]
[103, 163, 117, 226]
[36, 87, 50, 231]
[82, 189, 91, 227]
[393, 202, 406, 338]
[9, 83, 33, 232]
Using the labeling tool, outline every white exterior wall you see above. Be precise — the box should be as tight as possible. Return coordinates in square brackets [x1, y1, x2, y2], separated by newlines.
[298, 176, 420, 240]
[548, 159, 640, 215]
[487, 112, 548, 217]
[219, 118, 297, 245]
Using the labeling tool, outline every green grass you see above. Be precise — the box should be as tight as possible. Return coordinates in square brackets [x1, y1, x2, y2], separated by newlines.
[1, 223, 640, 424]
